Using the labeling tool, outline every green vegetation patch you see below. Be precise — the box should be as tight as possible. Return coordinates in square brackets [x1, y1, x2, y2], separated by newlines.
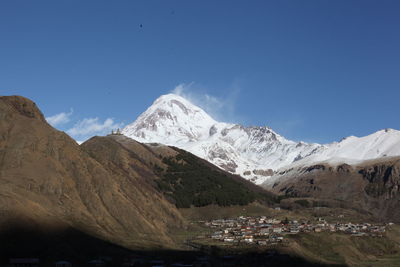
[156, 148, 270, 208]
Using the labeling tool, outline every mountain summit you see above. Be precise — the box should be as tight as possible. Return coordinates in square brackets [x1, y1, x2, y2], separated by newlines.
[123, 94, 217, 144]
[123, 94, 400, 184]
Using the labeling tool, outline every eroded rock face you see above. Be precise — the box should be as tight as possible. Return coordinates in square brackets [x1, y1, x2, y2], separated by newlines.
[170, 99, 189, 115]
[337, 163, 352, 173]
[252, 169, 274, 176]
[359, 164, 400, 198]
[219, 161, 238, 173]
[302, 164, 326, 173]
[208, 147, 231, 162]
[265, 158, 400, 222]
[209, 125, 218, 136]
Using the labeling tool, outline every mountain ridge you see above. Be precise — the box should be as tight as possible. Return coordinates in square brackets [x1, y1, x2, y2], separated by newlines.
[123, 93, 400, 184]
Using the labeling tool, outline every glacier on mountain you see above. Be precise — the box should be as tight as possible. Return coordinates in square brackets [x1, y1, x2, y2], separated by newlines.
[122, 94, 400, 184]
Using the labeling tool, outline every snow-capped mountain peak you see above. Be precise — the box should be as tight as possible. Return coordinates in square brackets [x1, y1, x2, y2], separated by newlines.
[123, 94, 217, 144]
[123, 94, 400, 184]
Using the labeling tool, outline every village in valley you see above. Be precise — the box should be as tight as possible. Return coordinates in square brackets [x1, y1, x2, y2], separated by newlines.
[202, 215, 390, 246]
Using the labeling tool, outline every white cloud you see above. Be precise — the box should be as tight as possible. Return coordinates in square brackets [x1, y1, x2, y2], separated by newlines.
[67, 117, 124, 141]
[170, 83, 242, 123]
[46, 109, 73, 126]
[171, 83, 185, 96]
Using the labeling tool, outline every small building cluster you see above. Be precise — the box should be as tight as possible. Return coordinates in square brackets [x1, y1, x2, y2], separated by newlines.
[205, 216, 388, 246]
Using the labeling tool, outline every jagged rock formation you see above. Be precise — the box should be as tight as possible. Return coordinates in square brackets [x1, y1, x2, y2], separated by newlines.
[360, 161, 400, 199]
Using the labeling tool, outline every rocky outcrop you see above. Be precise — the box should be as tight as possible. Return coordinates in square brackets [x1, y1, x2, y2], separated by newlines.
[264, 158, 400, 222]
[302, 164, 326, 173]
[359, 163, 400, 199]
[252, 169, 274, 176]
[337, 163, 352, 173]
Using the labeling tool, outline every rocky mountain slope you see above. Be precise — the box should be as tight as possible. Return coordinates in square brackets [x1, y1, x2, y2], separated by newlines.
[123, 94, 400, 184]
[263, 156, 400, 221]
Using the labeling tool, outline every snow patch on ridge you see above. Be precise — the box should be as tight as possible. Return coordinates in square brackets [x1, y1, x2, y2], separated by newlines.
[123, 94, 400, 185]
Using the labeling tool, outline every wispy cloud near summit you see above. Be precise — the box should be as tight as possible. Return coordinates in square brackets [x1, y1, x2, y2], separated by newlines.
[170, 83, 242, 123]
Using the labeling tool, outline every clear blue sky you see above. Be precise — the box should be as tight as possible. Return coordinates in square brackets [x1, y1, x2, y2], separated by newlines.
[1, 0, 399, 143]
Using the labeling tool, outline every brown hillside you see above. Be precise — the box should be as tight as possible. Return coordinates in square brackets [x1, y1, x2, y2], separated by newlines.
[82, 135, 275, 208]
[266, 158, 400, 221]
[0, 95, 185, 251]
